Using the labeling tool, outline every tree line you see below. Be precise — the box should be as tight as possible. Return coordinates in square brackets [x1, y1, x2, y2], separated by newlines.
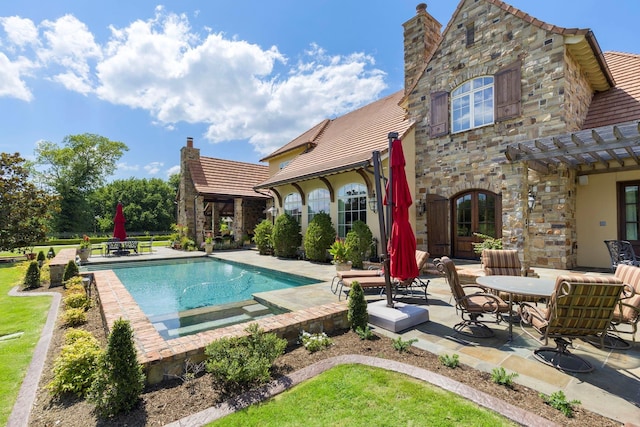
[0, 133, 178, 251]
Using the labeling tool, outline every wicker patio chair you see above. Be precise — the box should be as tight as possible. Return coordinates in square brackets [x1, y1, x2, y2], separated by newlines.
[434, 256, 509, 338]
[519, 274, 626, 373]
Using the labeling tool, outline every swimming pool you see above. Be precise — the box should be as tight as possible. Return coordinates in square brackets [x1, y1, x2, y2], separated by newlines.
[84, 257, 317, 338]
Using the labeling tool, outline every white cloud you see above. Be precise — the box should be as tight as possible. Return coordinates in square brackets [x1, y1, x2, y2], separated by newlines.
[1, 16, 39, 48]
[166, 165, 180, 177]
[144, 161, 163, 175]
[117, 162, 140, 171]
[0, 8, 388, 153]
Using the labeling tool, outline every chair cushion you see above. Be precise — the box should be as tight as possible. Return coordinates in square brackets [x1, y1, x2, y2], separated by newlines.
[465, 294, 509, 313]
[482, 249, 522, 276]
[614, 264, 640, 323]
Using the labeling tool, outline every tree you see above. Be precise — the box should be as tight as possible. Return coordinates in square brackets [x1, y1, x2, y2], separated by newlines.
[0, 153, 57, 251]
[88, 178, 176, 233]
[34, 134, 128, 232]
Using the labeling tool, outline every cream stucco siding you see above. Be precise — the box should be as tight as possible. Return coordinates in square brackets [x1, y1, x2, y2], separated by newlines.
[576, 170, 640, 268]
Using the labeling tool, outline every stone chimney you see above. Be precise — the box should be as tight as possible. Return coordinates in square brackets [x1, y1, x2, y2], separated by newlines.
[403, 3, 442, 94]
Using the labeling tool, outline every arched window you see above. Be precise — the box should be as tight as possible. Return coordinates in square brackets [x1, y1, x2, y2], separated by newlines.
[451, 76, 494, 133]
[307, 188, 330, 223]
[284, 193, 302, 223]
[337, 183, 367, 237]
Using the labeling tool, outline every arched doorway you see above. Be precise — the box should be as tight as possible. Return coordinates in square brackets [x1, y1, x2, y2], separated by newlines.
[452, 190, 501, 259]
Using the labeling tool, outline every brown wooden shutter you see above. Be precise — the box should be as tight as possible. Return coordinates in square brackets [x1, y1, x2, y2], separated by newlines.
[426, 193, 449, 257]
[430, 91, 449, 137]
[495, 60, 521, 121]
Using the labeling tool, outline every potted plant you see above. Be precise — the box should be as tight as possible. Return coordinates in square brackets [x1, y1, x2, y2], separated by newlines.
[78, 235, 91, 263]
[203, 233, 214, 254]
[329, 238, 352, 271]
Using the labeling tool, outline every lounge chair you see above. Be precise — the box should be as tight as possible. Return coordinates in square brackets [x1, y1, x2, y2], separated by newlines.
[519, 274, 626, 372]
[435, 256, 509, 338]
[587, 264, 640, 349]
[336, 250, 430, 301]
[481, 249, 541, 303]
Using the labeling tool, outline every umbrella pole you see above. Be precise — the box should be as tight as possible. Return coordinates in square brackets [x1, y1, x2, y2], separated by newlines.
[373, 150, 393, 308]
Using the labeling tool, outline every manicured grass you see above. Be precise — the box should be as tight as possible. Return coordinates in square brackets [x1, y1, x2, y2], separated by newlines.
[209, 364, 516, 427]
[0, 263, 53, 426]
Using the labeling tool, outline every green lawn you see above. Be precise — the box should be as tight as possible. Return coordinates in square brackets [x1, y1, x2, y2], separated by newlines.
[209, 364, 516, 427]
[0, 263, 53, 426]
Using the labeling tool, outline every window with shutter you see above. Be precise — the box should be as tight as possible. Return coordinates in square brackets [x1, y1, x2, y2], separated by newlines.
[495, 60, 522, 121]
[451, 77, 494, 133]
[430, 91, 449, 137]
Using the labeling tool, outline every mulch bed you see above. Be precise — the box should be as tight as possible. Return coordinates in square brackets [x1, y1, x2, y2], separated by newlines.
[25, 285, 620, 426]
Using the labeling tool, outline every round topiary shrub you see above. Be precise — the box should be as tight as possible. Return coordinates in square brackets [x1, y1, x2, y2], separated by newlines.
[271, 213, 302, 259]
[304, 212, 336, 262]
[347, 281, 368, 331]
[253, 220, 274, 255]
[23, 260, 41, 289]
[345, 220, 373, 269]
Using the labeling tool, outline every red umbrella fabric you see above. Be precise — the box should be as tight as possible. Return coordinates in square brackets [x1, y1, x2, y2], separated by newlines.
[113, 202, 127, 241]
[384, 139, 419, 281]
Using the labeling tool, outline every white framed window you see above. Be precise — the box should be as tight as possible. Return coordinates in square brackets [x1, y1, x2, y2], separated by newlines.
[307, 188, 330, 223]
[451, 76, 494, 133]
[284, 193, 302, 223]
[337, 183, 367, 238]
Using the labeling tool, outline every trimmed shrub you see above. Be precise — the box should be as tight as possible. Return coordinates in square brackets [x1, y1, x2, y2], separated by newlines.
[47, 247, 56, 259]
[205, 323, 286, 393]
[62, 260, 79, 283]
[271, 213, 302, 258]
[48, 329, 102, 397]
[64, 292, 89, 310]
[23, 260, 41, 289]
[345, 220, 373, 269]
[88, 319, 145, 418]
[37, 250, 46, 263]
[303, 212, 336, 262]
[347, 281, 368, 331]
[253, 220, 274, 255]
[62, 308, 87, 326]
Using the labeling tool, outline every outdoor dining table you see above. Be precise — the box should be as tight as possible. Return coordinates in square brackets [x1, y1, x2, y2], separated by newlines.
[476, 275, 556, 341]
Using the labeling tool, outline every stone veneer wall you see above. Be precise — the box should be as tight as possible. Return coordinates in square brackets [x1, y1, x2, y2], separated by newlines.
[178, 140, 200, 242]
[404, 0, 595, 269]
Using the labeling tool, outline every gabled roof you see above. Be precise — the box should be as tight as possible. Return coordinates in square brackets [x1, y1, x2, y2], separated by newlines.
[255, 90, 412, 189]
[584, 52, 640, 129]
[260, 119, 330, 162]
[188, 157, 270, 199]
[403, 0, 614, 104]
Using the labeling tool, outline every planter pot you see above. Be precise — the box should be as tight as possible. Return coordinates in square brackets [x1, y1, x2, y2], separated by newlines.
[205, 243, 214, 254]
[335, 261, 352, 272]
[78, 248, 90, 262]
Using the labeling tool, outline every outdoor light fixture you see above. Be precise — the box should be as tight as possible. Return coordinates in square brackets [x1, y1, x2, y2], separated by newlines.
[416, 198, 426, 216]
[368, 192, 378, 213]
[527, 190, 536, 212]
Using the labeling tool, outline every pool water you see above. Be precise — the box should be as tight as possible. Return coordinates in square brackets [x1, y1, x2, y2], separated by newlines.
[84, 257, 317, 338]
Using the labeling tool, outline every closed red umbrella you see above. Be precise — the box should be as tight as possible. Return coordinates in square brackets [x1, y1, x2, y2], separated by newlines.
[113, 202, 127, 241]
[384, 138, 419, 281]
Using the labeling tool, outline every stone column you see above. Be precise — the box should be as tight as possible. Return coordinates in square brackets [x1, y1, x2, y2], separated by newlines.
[234, 198, 244, 241]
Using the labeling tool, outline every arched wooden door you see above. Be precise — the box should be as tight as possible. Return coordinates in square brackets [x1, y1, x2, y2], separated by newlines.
[452, 190, 501, 259]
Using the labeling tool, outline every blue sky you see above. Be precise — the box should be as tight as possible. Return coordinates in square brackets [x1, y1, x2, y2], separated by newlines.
[1, 1, 638, 181]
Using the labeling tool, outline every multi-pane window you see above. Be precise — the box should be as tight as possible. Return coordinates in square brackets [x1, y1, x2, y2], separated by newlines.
[451, 76, 494, 133]
[622, 184, 640, 240]
[284, 193, 302, 223]
[307, 188, 330, 223]
[337, 183, 367, 238]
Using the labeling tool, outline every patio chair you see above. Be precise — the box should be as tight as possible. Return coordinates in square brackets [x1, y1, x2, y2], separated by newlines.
[138, 237, 154, 253]
[604, 240, 640, 272]
[587, 264, 640, 349]
[434, 256, 509, 338]
[481, 249, 541, 304]
[336, 250, 430, 302]
[104, 239, 121, 256]
[519, 274, 626, 373]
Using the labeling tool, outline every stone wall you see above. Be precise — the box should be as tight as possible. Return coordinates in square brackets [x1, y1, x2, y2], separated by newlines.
[405, 0, 594, 268]
[178, 138, 200, 242]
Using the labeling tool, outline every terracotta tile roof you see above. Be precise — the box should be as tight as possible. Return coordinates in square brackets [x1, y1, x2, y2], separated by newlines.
[260, 119, 330, 162]
[255, 90, 412, 189]
[188, 157, 270, 199]
[583, 52, 640, 129]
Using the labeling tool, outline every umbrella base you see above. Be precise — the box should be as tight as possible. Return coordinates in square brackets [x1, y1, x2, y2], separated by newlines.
[367, 300, 429, 333]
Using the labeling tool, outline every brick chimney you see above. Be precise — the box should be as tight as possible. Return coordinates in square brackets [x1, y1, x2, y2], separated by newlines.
[403, 3, 442, 94]
[186, 136, 193, 148]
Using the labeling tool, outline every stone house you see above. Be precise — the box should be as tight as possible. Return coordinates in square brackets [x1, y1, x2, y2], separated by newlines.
[178, 137, 269, 246]
[403, 1, 640, 270]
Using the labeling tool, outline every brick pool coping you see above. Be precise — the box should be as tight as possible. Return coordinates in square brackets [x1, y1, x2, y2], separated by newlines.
[93, 270, 350, 384]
